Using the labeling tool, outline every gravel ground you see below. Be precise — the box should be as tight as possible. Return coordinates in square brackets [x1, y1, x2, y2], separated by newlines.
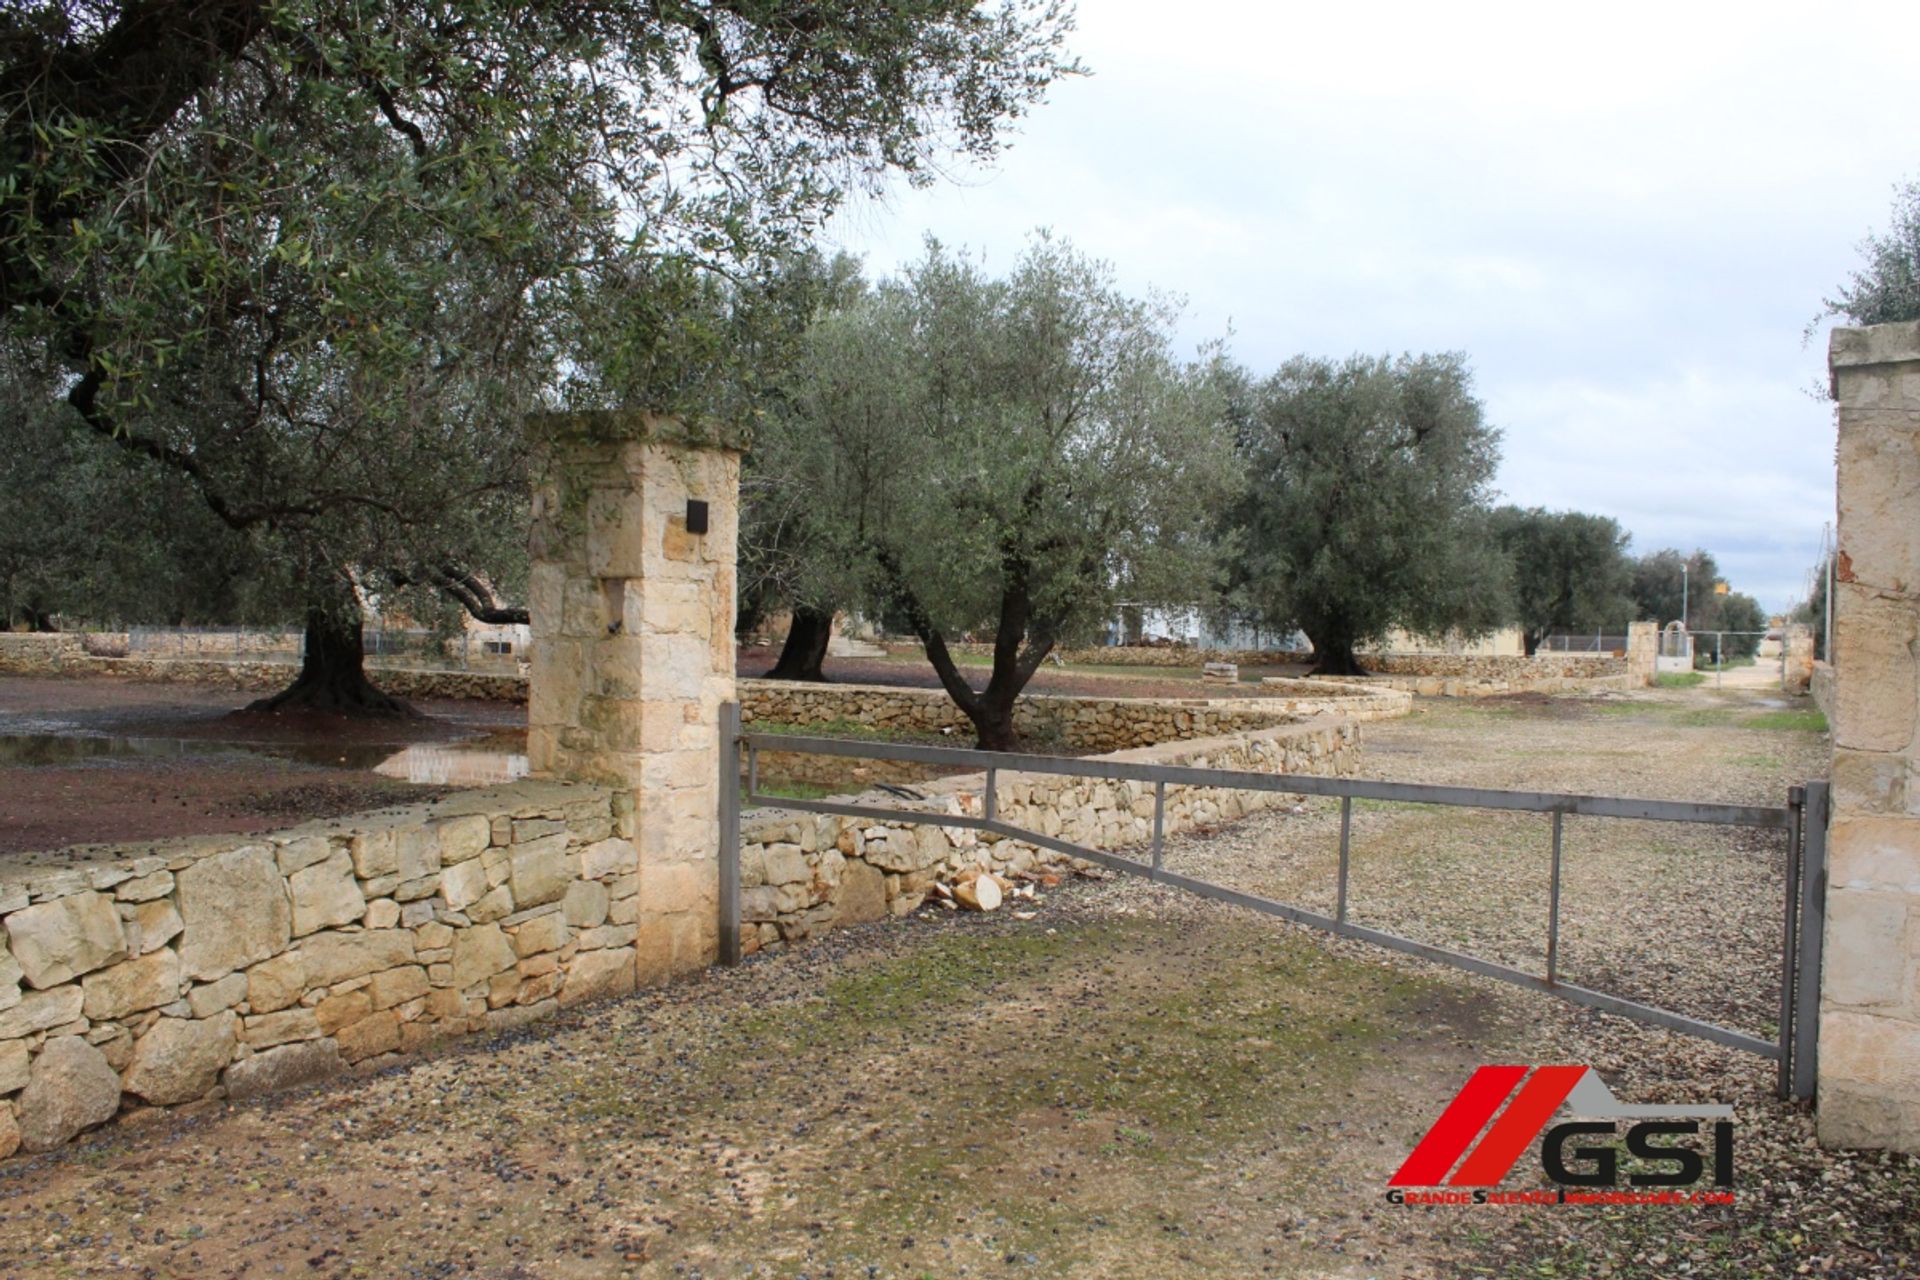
[2, 683, 1914, 1279]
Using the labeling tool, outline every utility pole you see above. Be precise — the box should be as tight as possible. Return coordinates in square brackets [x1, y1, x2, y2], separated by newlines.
[1682, 563, 1689, 630]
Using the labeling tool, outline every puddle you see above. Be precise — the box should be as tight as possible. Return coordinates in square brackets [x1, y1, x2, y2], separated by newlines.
[0, 733, 528, 786]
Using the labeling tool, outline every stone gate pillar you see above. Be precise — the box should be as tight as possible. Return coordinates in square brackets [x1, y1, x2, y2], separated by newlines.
[1821, 321, 1920, 1150]
[526, 411, 743, 984]
[1625, 621, 1658, 686]
[1783, 623, 1816, 694]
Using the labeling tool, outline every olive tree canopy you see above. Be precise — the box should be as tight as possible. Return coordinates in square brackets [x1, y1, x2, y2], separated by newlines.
[1227, 352, 1511, 676]
[770, 237, 1239, 748]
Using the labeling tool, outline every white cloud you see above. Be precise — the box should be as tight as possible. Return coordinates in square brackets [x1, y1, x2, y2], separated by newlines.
[828, 0, 1911, 611]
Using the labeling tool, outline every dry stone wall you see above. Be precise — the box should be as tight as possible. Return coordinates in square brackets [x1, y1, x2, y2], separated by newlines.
[0, 780, 638, 1159]
[737, 717, 1358, 952]
[740, 678, 1407, 752]
[0, 635, 525, 703]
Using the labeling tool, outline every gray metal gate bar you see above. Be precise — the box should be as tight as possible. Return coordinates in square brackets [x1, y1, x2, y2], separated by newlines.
[718, 702, 743, 967]
[721, 710, 1817, 1076]
[1547, 811, 1563, 986]
[740, 731, 1794, 829]
[1792, 781, 1830, 1102]
[1777, 787, 1805, 1101]
[1336, 796, 1352, 925]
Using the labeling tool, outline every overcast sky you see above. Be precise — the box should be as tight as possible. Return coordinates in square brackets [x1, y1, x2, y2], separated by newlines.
[826, 1, 1919, 614]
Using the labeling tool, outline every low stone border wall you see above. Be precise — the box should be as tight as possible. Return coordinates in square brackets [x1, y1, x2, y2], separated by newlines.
[1351, 672, 1637, 698]
[1040, 644, 1307, 668]
[1292, 653, 1634, 699]
[0, 634, 525, 703]
[738, 715, 1358, 951]
[1810, 661, 1836, 722]
[1, 780, 648, 1158]
[739, 677, 1408, 752]
[1360, 653, 1624, 680]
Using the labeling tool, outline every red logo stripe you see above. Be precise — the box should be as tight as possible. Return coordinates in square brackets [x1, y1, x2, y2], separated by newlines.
[1449, 1065, 1588, 1186]
[1387, 1065, 1527, 1186]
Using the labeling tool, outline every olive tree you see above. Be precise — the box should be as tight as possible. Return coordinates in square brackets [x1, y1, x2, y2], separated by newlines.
[0, 0, 1081, 709]
[1227, 353, 1511, 676]
[1489, 506, 1634, 654]
[1826, 180, 1920, 325]
[778, 238, 1239, 748]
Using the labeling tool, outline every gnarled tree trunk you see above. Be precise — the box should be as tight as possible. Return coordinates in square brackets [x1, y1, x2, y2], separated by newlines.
[1306, 630, 1369, 678]
[248, 595, 412, 717]
[766, 605, 834, 682]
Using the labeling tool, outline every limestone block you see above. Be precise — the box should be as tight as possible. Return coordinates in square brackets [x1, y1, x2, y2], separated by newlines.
[1830, 818, 1920, 895]
[1838, 414, 1920, 595]
[16, 1036, 120, 1151]
[835, 862, 888, 926]
[0, 984, 83, 1039]
[246, 952, 307, 1016]
[0, 1102, 17, 1159]
[289, 851, 367, 937]
[440, 859, 489, 912]
[559, 947, 637, 1007]
[1832, 750, 1910, 817]
[467, 886, 514, 924]
[1833, 584, 1919, 755]
[364, 898, 401, 930]
[275, 837, 334, 877]
[115, 871, 174, 903]
[350, 830, 399, 880]
[510, 838, 574, 909]
[314, 989, 370, 1036]
[1822, 1008, 1920, 1095]
[396, 826, 442, 883]
[0, 942, 20, 1012]
[176, 846, 292, 981]
[762, 845, 809, 887]
[1, 1040, 27, 1094]
[414, 921, 454, 951]
[244, 1007, 323, 1048]
[451, 925, 517, 990]
[367, 966, 430, 1011]
[127, 898, 183, 957]
[223, 1039, 344, 1103]
[511, 910, 570, 958]
[300, 929, 416, 987]
[188, 972, 248, 1019]
[337, 1010, 399, 1062]
[580, 837, 638, 880]
[562, 881, 609, 929]
[1824, 891, 1911, 1008]
[81, 949, 182, 1021]
[122, 1013, 237, 1105]
[5, 892, 127, 988]
[437, 815, 492, 864]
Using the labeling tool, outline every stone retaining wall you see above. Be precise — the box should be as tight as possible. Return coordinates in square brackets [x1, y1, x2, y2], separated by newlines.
[1359, 653, 1624, 680]
[0, 635, 525, 703]
[1810, 661, 1836, 723]
[0, 780, 642, 1159]
[738, 716, 1358, 951]
[739, 677, 1408, 752]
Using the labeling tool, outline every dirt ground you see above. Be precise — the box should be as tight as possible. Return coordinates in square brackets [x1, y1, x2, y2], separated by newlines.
[0, 676, 520, 859]
[5, 681, 1913, 1279]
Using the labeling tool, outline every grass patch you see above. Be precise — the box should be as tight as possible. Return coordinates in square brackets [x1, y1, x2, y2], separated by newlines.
[747, 716, 954, 745]
[745, 779, 842, 804]
[1656, 672, 1706, 689]
[1745, 708, 1827, 733]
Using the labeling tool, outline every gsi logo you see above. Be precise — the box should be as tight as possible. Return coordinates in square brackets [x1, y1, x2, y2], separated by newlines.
[1388, 1065, 1733, 1196]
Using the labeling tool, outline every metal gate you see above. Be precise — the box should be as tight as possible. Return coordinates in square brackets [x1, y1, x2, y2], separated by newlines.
[717, 704, 1829, 1100]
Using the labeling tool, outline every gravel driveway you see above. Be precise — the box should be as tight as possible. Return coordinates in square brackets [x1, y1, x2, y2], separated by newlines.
[3, 683, 1914, 1280]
